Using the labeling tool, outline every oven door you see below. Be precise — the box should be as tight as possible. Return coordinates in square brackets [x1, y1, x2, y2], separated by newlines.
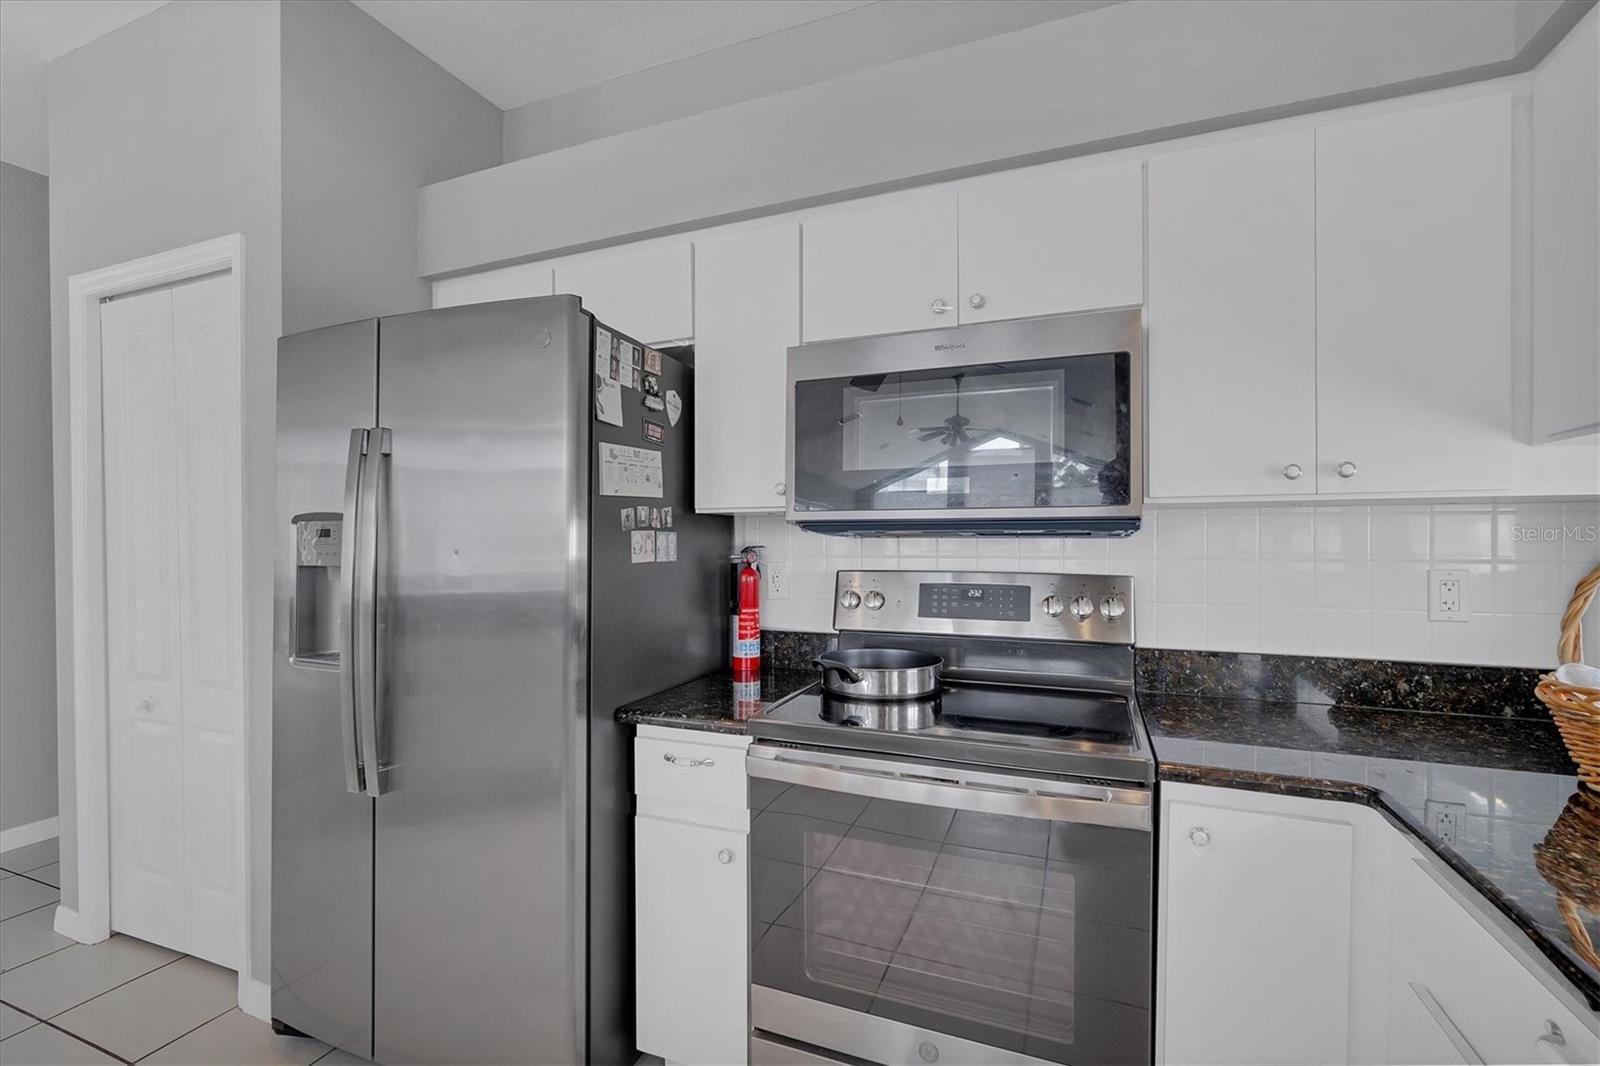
[748, 744, 1154, 1066]
[785, 309, 1142, 532]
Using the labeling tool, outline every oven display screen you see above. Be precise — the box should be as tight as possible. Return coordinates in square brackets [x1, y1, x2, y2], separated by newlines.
[918, 583, 1031, 622]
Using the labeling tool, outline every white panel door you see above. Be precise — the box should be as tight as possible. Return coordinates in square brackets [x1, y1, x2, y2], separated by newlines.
[1315, 94, 1514, 494]
[169, 273, 244, 968]
[102, 272, 242, 968]
[432, 262, 554, 308]
[693, 223, 800, 513]
[554, 241, 694, 344]
[634, 815, 748, 1066]
[801, 193, 958, 342]
[958, 160, 1144, 323]
[1147, 131, 1317, 498]
[1161, 798, 1354, 1065]
[103, 285, 187, 955]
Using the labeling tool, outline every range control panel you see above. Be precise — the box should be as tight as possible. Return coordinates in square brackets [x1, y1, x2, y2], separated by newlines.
[835, 570, 1134, 644]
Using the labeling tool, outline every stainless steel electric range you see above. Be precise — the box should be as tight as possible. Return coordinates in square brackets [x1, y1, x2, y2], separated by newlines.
[747, 570, 1154, 1066]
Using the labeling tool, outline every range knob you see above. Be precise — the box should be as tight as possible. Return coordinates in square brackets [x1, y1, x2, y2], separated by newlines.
[1041, 595, 1064, 618]
[1099, 594, 1126, 621]
[839, 590, 861, 609]
[863, 590, 886, 610]
[1068, 595, 1096, 621]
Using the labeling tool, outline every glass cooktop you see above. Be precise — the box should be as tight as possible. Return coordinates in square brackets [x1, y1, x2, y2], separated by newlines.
[752, 679, 1153, 783]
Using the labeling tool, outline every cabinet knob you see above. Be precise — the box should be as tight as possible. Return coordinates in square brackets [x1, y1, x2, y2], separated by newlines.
[1535, 1020, 1569, 1064]
[774, 481, 787, 496]
[1282, 463, 1303, 481]
[716, 848, 735, 865]
[968, 294, 987, 310]
[930, 299, 953, 315]
[1335, 461, 1358, 479]
[1188, 826, 1210, 847]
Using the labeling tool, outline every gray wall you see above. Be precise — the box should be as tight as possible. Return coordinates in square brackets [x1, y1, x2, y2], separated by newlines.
[48, 0, 284, 987]
[501, 0, 1120, 163]
[282, 0, 501, 333]
[0, 162, 58, 834]
[423, 0, 1555, 275]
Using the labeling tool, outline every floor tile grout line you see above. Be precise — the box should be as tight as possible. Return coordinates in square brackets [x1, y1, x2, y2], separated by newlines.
[27, 953, 186, 1023]
[0, 898, 61, 926]
[0, 935, 79, 975]
[0, 997, 132, 1064]
[129, 1000, 239, 1063]
[3, 870, 61, 891]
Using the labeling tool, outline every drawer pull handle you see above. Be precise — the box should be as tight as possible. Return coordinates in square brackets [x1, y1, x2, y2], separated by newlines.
[1535, 1020, 1571, 1064]
[662, 753, 715, 769]
[1409, 982, 1484, 1065]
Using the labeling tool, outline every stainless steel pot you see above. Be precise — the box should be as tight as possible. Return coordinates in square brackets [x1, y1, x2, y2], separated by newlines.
[819, 692, 939, 731]
[812, 648, 943, 701]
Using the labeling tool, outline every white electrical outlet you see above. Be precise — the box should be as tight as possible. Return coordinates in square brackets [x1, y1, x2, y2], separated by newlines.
[1428, 568, 1470, 622]
[1425, 800, 1466, 845]
[766, 563, 789, 601]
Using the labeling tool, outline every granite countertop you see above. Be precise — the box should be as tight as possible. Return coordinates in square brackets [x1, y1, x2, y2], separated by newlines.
[617, 667, 815, 734]
[1141, 691, 1599, 1011]
[616, 651, 1599, 1011]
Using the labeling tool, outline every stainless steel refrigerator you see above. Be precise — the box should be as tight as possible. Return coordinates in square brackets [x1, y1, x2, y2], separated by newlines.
[272, 296, 729, 1064]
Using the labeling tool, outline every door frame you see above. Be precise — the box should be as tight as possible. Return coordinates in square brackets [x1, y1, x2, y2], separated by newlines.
[58, 234, 256, 1013]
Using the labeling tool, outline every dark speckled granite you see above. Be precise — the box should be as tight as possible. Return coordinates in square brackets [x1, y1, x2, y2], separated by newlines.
[763, 629, 836, 671]
[1137, 647, 1546, 718]
[617, 668, 815, 734]
[1143, 693, 1598, 1010]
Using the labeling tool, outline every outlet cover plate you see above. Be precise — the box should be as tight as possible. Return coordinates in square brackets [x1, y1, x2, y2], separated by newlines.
[1428, 568, 1470, 622]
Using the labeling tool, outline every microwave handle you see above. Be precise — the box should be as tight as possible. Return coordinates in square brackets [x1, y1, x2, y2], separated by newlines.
[747, 744, 1150, 832]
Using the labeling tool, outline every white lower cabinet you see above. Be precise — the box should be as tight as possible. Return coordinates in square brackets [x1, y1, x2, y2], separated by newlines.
[1387, 833, 1599, 1066]
[634, 726, 752, 1066]
[1159, 782, 1600, 1066]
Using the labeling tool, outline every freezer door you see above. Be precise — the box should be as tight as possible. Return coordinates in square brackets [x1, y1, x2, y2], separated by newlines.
[371, 298, 590, 1064]
[272, 320, 377, 1059]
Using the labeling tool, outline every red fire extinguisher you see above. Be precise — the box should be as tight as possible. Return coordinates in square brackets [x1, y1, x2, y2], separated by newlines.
[732, 545, 763, 681]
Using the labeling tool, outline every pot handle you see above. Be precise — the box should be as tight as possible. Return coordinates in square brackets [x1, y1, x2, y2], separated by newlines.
[813, 656, 865, 685]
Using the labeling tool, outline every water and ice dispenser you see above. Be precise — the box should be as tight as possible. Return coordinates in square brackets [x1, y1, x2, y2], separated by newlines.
[290, 513, 342, 668]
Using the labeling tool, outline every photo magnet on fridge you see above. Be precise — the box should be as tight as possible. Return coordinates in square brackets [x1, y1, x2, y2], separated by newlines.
[629, 529, 656, 564]
[662, 507, 673, 528]
[643, 394, 666, 412]
[621, 507, 635, 531]
[650, 507, 661, 529]
[644, 348, 662, 374]
[642, 418, 665, 444]
[642, 373, 662, 397]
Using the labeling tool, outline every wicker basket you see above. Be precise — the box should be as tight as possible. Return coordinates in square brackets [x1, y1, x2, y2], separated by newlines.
[1534, 788, 1600, 971]
[1535, 564, 1600, 791]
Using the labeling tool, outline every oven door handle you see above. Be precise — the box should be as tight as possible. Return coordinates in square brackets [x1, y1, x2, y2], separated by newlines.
[747, 745, 1151, 831]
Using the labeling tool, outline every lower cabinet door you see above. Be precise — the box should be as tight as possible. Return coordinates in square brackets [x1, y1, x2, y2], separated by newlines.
[1160, 798, 1355, 1065]
[636, 814, 749, 1065]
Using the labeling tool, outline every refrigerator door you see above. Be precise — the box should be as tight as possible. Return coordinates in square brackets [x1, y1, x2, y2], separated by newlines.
[273, 320, 377, 1059]
[371, 299, 590, 1064]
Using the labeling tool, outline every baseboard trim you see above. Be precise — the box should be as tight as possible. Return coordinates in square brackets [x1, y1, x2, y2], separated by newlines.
[238, 975, 271, 1021]
[53, 905, 89, 942]
[0, 816, 59, 853]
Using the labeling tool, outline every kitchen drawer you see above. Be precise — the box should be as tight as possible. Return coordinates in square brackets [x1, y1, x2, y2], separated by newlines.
[634, 729, 750, 810]
[1390, 844, 1598, 1065]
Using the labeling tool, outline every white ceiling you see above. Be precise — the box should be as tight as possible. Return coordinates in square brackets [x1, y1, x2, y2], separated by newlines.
[0, 0, 169, 173]
[350, 0, 874, 110]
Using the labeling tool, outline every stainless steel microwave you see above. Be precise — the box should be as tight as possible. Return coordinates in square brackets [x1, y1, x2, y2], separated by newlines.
[785, 308, 1143, 536]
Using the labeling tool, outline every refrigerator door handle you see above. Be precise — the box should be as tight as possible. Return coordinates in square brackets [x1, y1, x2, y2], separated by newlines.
[356, 427, 391, 798]
[338, 428, 369, 794]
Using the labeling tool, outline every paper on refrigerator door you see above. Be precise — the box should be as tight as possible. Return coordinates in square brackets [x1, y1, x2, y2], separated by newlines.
[594, 349, 624, 427]
[598, 442, 664, 498]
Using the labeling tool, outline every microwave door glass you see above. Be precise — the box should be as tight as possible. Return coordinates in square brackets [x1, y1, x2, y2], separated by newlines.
[792, 353, 1131, 514]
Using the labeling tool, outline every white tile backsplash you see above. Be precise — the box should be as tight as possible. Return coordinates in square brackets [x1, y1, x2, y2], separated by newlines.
[735, 499, 1600, 668]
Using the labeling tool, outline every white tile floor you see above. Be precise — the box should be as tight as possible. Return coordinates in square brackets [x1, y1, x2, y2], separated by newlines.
[0, 841, 350, 1065]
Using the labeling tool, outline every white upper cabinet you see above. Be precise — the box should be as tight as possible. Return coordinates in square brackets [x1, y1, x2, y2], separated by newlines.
[554, 241, 694, 345]
[432, 261, 553, 307]
[1315, 93, 1514, 495]
[1147, 131, 1317, 499]
[1530, 8, 1600, 442]
[958, 160, 1144, 323]
[801, 194, 958, 342]
[693, 223, 800, 513]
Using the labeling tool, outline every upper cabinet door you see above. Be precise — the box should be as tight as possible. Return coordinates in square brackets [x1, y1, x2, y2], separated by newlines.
[1147, 131, 1316, 499]
[801, 194, 957, 342]
[958, 160, 1144, 324]
[693, 223, 800, 513]
[554, 241, 694, 345]
[432, 262, 554, 308]
[1315, 94, 1514, 495]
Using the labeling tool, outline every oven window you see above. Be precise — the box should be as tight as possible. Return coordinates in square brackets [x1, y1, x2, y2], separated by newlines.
[750, 779, 1152, 1065]
[791, 353, 1132, 514]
